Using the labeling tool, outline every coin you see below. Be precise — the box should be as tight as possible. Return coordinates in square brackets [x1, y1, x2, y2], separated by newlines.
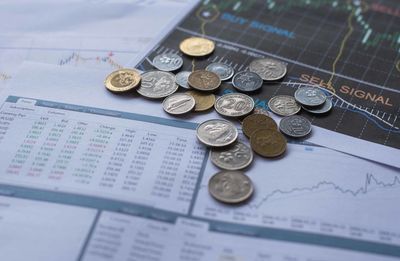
[279, 115, 312, 138]
[250, 129, 287, 158]
[211, 142, 253, 170]
[232, 71, 263, 92]
[249, 58, 287, 81]
[162, 93, 195, 115]
[152, 53, 183, 72]
[215, 93, 254, 118]
[104, 69, 141, 93]
[208, 170, 253, 204]
[205, 62, 234, 81]
[196, 119, 238, 147]
[137, 71, 178, 99]
[186, 90, 215, 111]
[302, 98, 333, 114]
[188, 70, 221, 91]
[175, 71, 191, 89]
[268, 95, 301, 116]
[180, 37, 215, 57]
[294, 86, 327, 107]
[242, 114, 277, 138]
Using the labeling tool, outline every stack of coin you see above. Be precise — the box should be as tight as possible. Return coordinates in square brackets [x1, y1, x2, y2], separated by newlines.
[241, 113, 287, 158]
[295, 86, 332, 114]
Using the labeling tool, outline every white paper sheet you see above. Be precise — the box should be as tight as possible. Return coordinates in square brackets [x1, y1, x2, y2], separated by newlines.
[0, 0, 197, 89]
[1, 62, 399, 259]
[82, 211, 399, 261]
[0, 195, 96, 261]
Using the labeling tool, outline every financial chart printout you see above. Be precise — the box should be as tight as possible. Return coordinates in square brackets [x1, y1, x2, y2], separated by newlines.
[135, 0, 400, 167]
[0, 0, 196, 89]
[0, 96, 206, 214]
[194, 143, 400, 247]
[2, 63, 399, 260]
[82, 212, 398, 261]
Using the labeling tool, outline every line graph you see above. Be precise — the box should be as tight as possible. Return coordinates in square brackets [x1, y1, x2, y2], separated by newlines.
[136, 0, 400, 153]
[249, 173, 400, 209]
[58, 51, 123, 69]
[193, 143, 400, 246]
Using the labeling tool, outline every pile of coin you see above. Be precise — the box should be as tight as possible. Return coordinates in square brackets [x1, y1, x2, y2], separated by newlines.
[104, 36, 332, 205]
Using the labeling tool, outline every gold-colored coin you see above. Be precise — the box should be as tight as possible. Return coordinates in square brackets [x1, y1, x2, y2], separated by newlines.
[250, 129, 287, 158]
[104, 69, 141, 93]
[186, 90, 215, 111]
[188, 70, 221, 92]
[242, 114, 277, 138]
[179, 37, 215, 57]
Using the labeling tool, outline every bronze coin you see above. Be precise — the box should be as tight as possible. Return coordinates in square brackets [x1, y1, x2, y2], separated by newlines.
[188, 70, 221, 92]
[186, 90, 216, 111]
[242, 114, 277, 138]
[250, 129, 287, 158]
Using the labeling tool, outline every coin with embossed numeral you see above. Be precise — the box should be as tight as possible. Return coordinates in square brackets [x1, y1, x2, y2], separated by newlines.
[152, 53, 183, 72]
[162, 93, 195, 115]
[208, 170, 254, 204]
[196, 119, 238, 147]
[279, 115, 312, 138]
[215, 93, 254, 118]
[137, 71, 178, 99]
[295, 86, 327, 107]
[211, 142, 253, 170]
[268, 95, 301, 117]
[249, 58, 287, 81]
[188, 70, 221, 92]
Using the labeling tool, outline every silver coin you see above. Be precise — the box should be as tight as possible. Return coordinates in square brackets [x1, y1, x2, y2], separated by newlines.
[268, 95, 301, 116]
[215, 93, 254, 118]
[152, 53, 183, 72]
[137, 71, 178, 99]
[162, 93, 195, 115]
[302, 98, 333, 114]
[208, 170, 253, 204]
[232, 71, 263, 92]
[249, 58, 287, 81]
[196, 119, 238, 147]
[211, 142, 253, 170]
[294, 86, 327, 107]
[205, 62, 234, 81]
[175, 71, 191, 89]
[279, 115, 312, 138]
